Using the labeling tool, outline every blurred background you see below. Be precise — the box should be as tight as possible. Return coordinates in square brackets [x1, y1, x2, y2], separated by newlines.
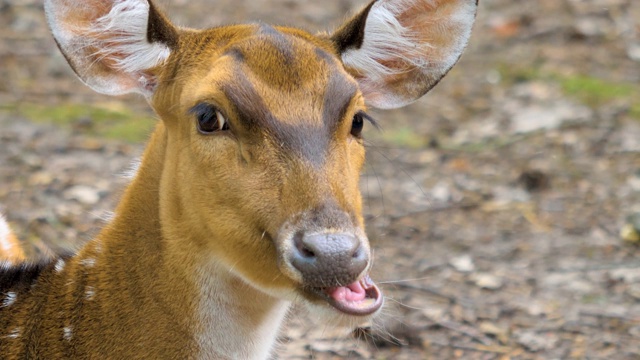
[1, 0, 639, 358]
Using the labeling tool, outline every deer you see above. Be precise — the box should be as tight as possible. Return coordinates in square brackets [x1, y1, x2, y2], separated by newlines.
[0, 0, 477, 358]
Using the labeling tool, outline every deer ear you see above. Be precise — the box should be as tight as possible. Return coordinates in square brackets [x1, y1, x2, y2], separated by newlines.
[331, 0, 477, 109]
[44, 0, 178, 97]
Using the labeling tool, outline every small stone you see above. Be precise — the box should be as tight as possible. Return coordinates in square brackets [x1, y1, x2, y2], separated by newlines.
[621, 213, 640, 243]
[610, 268, 640, 283]
[450, 255, 475, 273]
[523, 301, 546, 317]
[573, 17, 609, 38]
[479, 322, 509, 344]
[542, 273, 593, 293]
[515, 330, 558, 352]
[619, 123, 640, 152]
[471, 273, 504, 290]
[431, 182, 452, 203]
[422, 305, 447, 321]
[621, 224, 640, 243]
[509, 101, 592, 134]
[28, 171, 54, 186]
[64, 185, 101, 205]
[627, 284, 640, 301]
[22, 154, 43, 170]
[74, 138, 104, 151]
[492, 186, 531, 204]
[628, 43, 640, 62]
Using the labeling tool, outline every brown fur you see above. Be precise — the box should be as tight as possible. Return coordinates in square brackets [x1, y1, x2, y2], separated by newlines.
[1, 0, 476, 358]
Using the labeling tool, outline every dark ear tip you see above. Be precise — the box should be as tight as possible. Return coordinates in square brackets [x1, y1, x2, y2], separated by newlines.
[330, 0, 377, 54]
[146, 0, 179, 49]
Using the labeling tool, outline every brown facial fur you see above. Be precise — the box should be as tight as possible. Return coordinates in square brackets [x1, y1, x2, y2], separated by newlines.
[153, 24, 368, 294]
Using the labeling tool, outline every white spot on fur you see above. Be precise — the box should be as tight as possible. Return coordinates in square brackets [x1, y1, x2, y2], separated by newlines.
[0, 214, 13, 253]
[2, 292, 17, 308]
[79, 258, 96, 268]
[6, 327, 21, 339]
[121, 157, 141, 180]
[55, 258, 66, 273]
[63, 326, 73, 341]
[85, 286, 96, 300]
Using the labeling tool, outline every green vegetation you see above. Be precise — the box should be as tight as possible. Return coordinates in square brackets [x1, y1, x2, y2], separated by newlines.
[370, 127, 426, 149]
[498, 65, 640, 116]
[496, 63, 542, 84]
[559, 75, 635, 106]
[439, 133, 531, 153]
[631, 103, 640, 121]
[0, 102, 156, 142]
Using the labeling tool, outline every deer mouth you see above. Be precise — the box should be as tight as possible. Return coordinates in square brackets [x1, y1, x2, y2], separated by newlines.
[307, 275, 383, 316]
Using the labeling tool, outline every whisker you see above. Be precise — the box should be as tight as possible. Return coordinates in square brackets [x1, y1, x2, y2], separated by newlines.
[379, 276, 436, 285]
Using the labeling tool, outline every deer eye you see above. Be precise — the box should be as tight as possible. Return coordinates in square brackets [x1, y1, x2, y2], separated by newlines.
[350, 112, 365, 138]
[191, 104, 230, 135]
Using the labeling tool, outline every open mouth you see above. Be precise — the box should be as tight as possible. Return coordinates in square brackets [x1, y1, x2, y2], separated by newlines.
[308, 275, 383, 316]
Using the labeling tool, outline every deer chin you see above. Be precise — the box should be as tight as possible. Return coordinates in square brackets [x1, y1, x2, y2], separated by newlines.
[301, 275, 383, 317]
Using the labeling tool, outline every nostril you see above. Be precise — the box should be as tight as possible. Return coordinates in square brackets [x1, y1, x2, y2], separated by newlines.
[352, 245, 362, 259]
[300, 245, 315, 258]
[294, 231, 316, 259]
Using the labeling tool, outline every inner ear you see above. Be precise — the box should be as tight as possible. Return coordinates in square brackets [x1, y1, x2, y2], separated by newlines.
[331, 0, 478, 110]
[45, 0, 179, 97]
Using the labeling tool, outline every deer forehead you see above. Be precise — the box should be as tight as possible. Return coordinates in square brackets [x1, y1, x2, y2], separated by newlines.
[175, 25, 361, 127]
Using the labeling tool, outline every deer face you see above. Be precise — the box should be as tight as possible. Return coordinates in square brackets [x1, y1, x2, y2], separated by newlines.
[45, 0, 477, 321]
[153, 25, 380, 316]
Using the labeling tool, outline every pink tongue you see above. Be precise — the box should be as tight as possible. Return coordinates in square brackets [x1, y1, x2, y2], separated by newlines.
[326, 281, 366, 303]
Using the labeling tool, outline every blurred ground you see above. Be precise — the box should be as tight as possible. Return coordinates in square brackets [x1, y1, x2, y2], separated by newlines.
[1, 0, 640, 359]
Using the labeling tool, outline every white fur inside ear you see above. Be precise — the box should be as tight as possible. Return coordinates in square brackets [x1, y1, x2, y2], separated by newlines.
[90, 1, 170, 75]
[341, 0, 477, 108]
[45, 0, 171, 96]
[342, 0, 428, 80]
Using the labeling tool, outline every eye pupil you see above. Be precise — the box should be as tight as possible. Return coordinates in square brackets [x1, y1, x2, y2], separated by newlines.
[195, 106, 229, 134]
[351, 113, 364, 137]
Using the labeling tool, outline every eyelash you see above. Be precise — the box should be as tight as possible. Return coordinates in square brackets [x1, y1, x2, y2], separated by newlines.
[351, 111, 378, 138]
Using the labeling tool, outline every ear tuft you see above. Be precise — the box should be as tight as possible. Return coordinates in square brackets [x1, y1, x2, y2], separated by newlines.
[332, 0, 478, 109]
[90, 1, 171, 74]
[45, 0, 178, 97]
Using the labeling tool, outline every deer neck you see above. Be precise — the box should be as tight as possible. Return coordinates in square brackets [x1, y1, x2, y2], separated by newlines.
[97, 122, 290, 359]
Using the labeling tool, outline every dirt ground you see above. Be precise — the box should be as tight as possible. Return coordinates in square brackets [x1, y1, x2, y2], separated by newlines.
[1, 0, 640, 359]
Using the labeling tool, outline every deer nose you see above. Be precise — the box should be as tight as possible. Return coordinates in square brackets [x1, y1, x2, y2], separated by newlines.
[290, 232, 368, 287]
